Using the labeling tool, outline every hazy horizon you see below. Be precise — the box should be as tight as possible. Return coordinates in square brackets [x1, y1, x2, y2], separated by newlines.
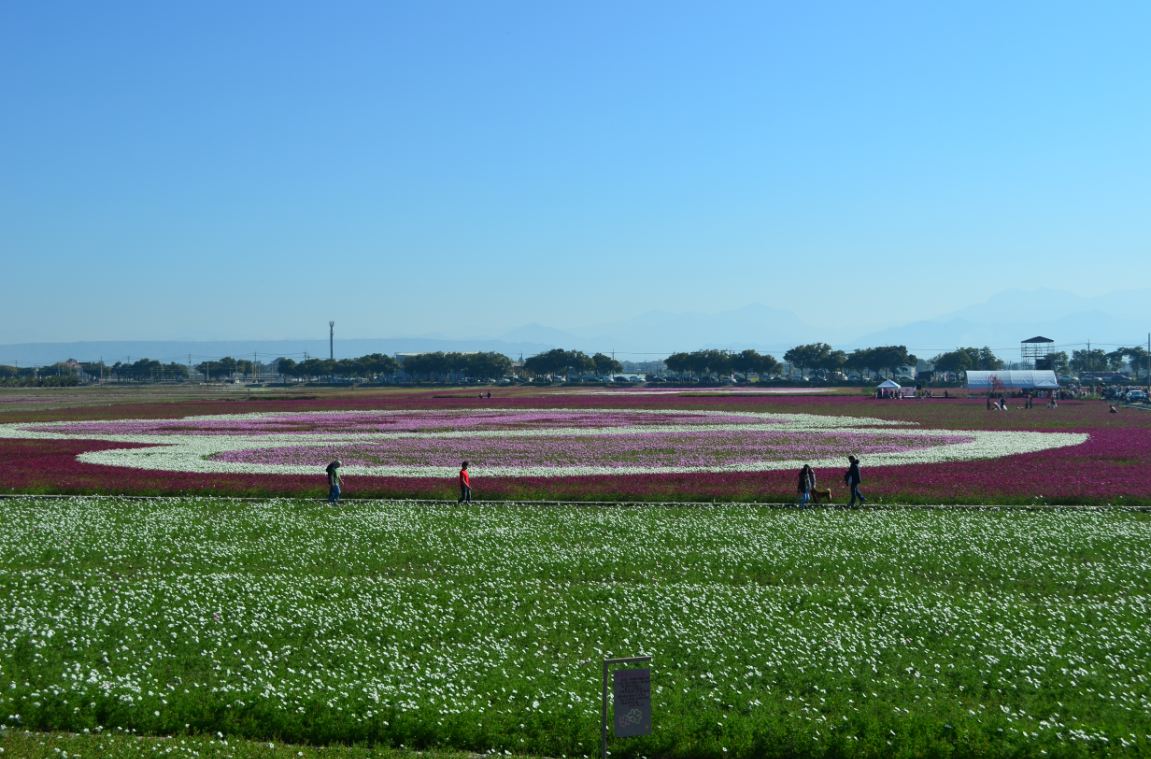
[3, 284, 1150, 367]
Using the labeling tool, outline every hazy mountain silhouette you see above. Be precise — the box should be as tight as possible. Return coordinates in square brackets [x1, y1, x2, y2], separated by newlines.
[549, 303, 818, 355]
[852, 288, 1151, 356]
[3, 289, 1147, 366]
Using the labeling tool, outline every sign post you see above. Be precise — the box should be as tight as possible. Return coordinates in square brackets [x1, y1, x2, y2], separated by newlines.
[601, 656, 652, 759]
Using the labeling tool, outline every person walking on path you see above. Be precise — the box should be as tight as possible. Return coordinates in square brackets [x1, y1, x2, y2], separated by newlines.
[797, 464, 816, 507]
[325, 460, 342, 505]
[458, 461, 473, 503]
[844, 455, 865, 508]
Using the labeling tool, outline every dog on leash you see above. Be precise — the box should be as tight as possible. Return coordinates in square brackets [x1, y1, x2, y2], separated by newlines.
[811, 488, 833, 504]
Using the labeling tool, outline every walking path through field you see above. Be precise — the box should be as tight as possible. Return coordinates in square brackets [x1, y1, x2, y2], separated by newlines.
[3, 493, 1148, 512]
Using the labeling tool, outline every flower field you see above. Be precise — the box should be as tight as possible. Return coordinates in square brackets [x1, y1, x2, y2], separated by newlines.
[1, 497, 1149, 757]
[1, 386, 1149, 504]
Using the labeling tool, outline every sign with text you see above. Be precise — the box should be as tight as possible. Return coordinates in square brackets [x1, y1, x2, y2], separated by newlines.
[612, 667, 651, 737]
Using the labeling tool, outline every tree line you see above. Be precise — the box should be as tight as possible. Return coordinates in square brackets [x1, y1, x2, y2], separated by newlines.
[521, 349, 622, 379]
[1037, 346, 1151, 376]
[273, 354, 400, 381]
[6, 343, 1149, 387]
[781, 343, 919, 377]
[0, 363, 82, 387]
[664, 349, 780, 379]
[662, 344, 924, 381]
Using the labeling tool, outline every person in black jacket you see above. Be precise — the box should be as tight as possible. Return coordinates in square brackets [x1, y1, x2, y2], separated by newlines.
[844, 455, 865, 508]
[796, 464, 816, 507]
[325, 460, 342, 505]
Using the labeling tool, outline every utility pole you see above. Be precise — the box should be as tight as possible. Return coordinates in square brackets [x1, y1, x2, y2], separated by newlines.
[329, 321, 335, 361]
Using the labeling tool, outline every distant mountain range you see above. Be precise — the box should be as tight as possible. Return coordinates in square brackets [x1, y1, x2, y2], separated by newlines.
[2, 288, 1148, 366]
[853, 288, 1151, 356]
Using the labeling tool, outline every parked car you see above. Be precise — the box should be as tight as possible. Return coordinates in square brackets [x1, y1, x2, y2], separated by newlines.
[1125, 390, 1148, 403]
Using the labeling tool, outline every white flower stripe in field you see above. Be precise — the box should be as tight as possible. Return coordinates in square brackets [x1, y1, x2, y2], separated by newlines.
[67, 428, 1086, 477]
[0, 408, 1088, 478]
[13, 406, 908, 436]
[0, 408, 904, 444]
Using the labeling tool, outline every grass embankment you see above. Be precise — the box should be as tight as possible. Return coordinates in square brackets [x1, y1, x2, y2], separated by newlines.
[1, 497, 1149, 757]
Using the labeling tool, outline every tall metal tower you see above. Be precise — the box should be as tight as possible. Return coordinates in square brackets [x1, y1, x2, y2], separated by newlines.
[1020, 335, 1054, 368]
[329, 321, 335, 361]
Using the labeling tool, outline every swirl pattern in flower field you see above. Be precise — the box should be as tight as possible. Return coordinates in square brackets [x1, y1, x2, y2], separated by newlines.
[0, 408, 1088, 479]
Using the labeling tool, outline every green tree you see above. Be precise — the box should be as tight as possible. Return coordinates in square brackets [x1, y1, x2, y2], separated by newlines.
[296, 358, 335, 380]
[1070, 349, 1108, 373]
[113, 358, 163, 382]
[592, 353, 623, 377]
[698, 349, 733, 378]
[359, 353, 399, 380]
[1121, 346, 1150, 380]
[759, 353, 782, 377]
[463, 352, 513, 380]
[1036, 351, 1069, 373]
[975, 347, 1004, 370]
[403, 352, 451, 381]
[784, 343, 833, 376]
[871, 345, 917, 376]
[662, 350, 749, 380]
[729, 349, 781, 379]
[824, 350, 847, 373]
[196, 357, 241, 381]
[732, 349, 760, 376]
[844, 349, 871, 378]
[78, 361, 107, 380]
[523, 349, 593, 380]
[275, 357, 298, 380]
[161, 362, 190, 381]
[932, 346, 1003, 375]
[842, 346, 917, 378]
[332, 359, 362, 379]
[931, 350, 973, 375]
[663, 352, 694, 379]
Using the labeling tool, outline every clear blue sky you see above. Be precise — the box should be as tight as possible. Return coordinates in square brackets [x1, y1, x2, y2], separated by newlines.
[2, 1, 1149, 343]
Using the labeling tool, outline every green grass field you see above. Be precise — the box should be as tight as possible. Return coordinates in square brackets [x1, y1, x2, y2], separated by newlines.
[1, 497, 1149, 757]
[0, 729, 509, 758]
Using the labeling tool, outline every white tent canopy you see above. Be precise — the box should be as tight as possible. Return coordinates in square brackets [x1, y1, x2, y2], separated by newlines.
[965, 370, 1059, 391]
[875, 378, 913, 398]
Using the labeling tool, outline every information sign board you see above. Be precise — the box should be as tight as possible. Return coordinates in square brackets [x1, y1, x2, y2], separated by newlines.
[612, 667, 651, 737]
